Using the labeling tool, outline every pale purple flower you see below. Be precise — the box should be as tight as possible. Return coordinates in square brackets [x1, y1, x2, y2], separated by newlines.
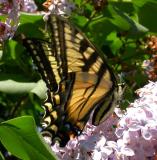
[0, 0, 12, 14]
[20, 0, 37, 12]
[0, 0, 37, 41]
[107, 140, 135, 160]
[0, 22, 12, 41]
[142, 60, 153, 72]
[115, 81, 157, 159]
[91, 136, 115, 160]
[48, 114, 119, 159]
[114, 107, 125, 118]
[0, 0, 19, 41]
[43, 0, 75, 17]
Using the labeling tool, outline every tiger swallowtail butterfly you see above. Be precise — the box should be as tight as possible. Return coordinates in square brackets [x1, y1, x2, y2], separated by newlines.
[22, 15, 117, 147]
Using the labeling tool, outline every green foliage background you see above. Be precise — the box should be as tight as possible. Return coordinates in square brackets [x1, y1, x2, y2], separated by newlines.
[1, 0, 157, 159]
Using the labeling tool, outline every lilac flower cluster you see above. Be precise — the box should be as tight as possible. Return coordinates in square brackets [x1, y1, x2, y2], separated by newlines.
[48, 81, 157, 160]
[20, 0, 37, 12]
[43, 0, 75, 20]
[0, 0, 19, 41]
[48, 114, 120, 160]
[115, 81, 157, 160]
[0, 0, 37, 42]
[0, 0, 75, 41]
[46, 0, 74, 15]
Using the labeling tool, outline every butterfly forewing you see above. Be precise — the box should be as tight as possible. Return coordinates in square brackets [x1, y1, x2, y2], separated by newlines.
[22, 15, 117, 146]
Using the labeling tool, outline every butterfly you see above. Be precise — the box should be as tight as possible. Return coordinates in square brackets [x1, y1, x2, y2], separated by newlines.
[22, 15, 118, 147]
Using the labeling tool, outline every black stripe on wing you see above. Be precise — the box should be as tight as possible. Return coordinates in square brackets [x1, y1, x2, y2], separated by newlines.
[48, 16, 68, 81]
[22, 39, 58, 92]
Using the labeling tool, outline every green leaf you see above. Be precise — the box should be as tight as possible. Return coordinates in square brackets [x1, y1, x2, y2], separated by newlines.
[19, 12, 44, 25]
[109, 1, 134, 14]
[31, 80, 47, 99]
[71, 14, 88, 27]
[0, 15, 7, 22]
[0, 116, 57, 160]
[2, 40, 40, 79]
[132, 0, 157, 8]
[0, 152, 5, 160]
[0, 73, 37, 82]
[3, 40, 25, 61]
[0, 79, 47, 99]
[0, 50, 3, 61]
[106, 32, 123, 54]
[108, 5, 148, 36]
[138, 1, 157, 33]
[17, 13, 45, 39]
[108, 5, 130, 31]
[88, 17, 115, 46]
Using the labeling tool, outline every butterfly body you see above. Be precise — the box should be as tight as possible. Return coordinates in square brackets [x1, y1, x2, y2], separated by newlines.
[22, 15, 117, 146]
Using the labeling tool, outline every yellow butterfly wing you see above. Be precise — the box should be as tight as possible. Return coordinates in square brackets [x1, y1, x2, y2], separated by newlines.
[22, 15, 117, 146]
